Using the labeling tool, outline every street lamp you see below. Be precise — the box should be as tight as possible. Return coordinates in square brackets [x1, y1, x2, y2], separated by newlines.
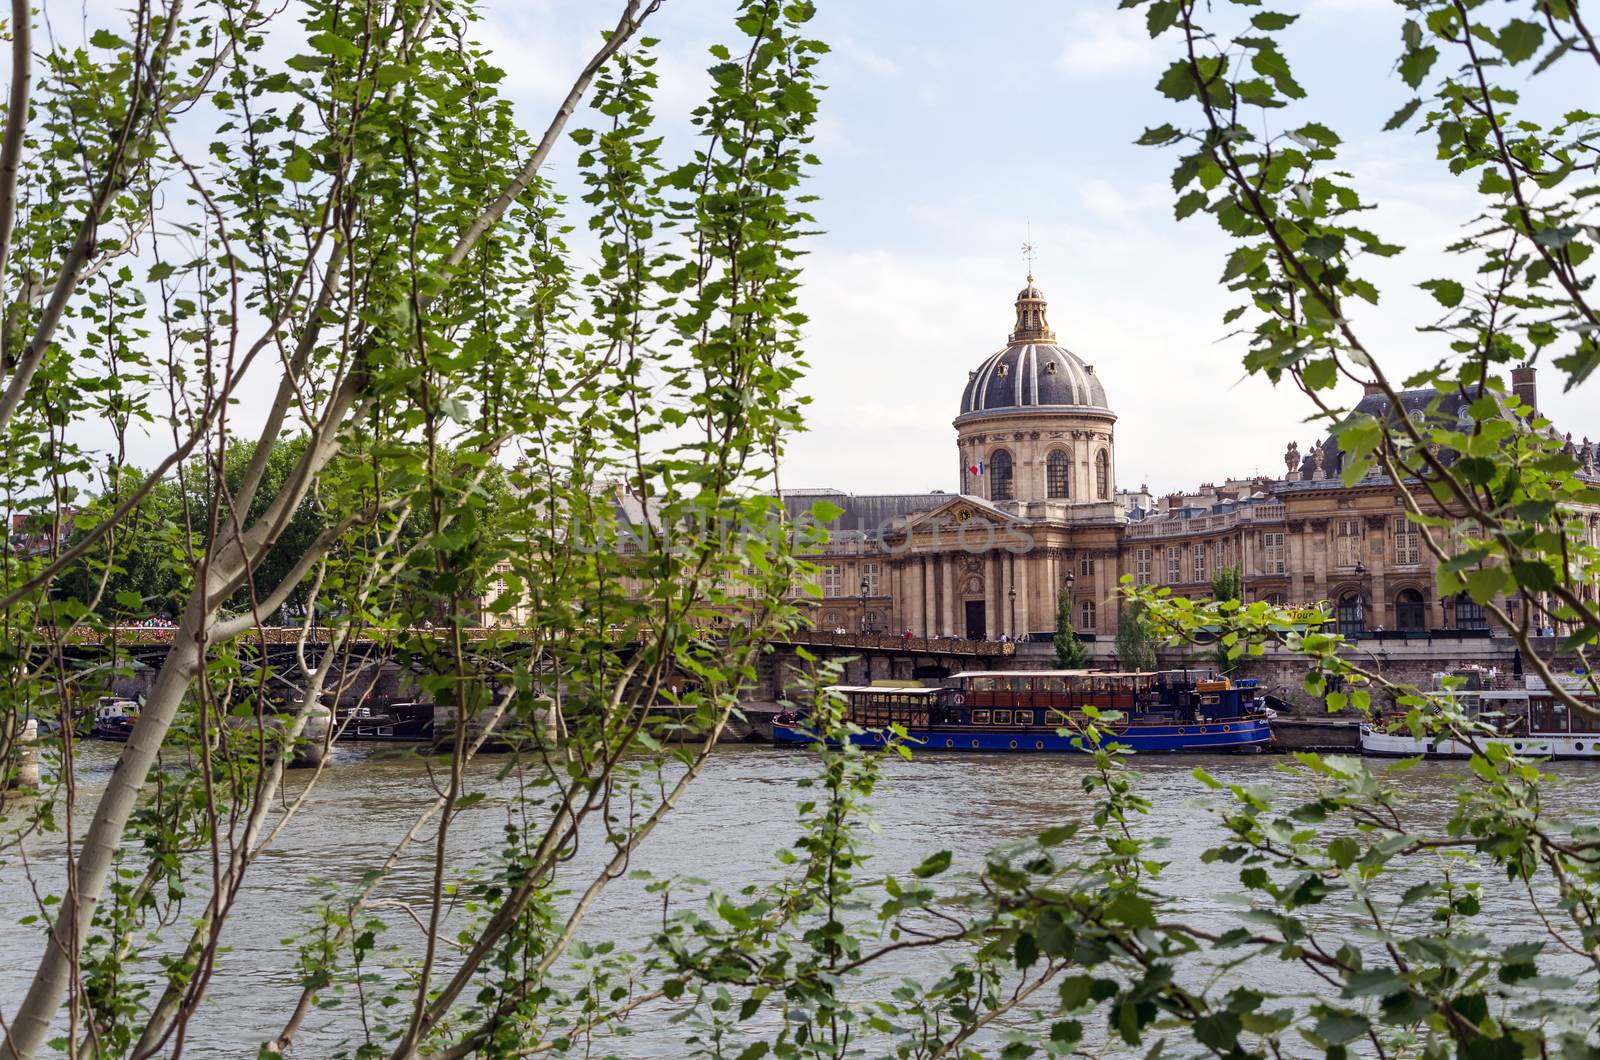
[1008, 584, 1017, 641]
[859, 576, 871, 634]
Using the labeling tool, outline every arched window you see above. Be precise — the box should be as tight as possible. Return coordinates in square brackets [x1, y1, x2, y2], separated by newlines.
[1396, 589, 1426, 631]
[1046, 450, 1070, 498]
[1336, 591, 1365, 637]
[990, 449, 1014, 502]
[1095, 450, 1110, 500]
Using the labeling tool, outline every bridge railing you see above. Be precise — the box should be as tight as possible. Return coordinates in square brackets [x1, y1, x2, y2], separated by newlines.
[780, 630, 1016, 656]
[63, 625, 1020, 656]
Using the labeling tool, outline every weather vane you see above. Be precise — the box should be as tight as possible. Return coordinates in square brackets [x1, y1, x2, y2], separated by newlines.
[1021, 220, 1036, 278]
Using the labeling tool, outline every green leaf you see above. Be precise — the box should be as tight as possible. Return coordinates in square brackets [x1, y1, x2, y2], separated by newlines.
[1383, 97, 1422, 130]
[1302, 358, 1337, 391]
[1420, 278, 1464, 307]
[284, 151, 313, 183]
[1313, 1009, 1371, 1044]
[1398, 46, 1438, 89]
[1497, 19, 1543, 64]
[1250, 11, 1297, 29]
[1106, 892, 1157, 929]
[912, 849, 952, 878]
[1156, 61, 1196, 101]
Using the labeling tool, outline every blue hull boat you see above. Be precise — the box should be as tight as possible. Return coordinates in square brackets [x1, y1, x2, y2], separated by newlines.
[771, 670, 1274, 755]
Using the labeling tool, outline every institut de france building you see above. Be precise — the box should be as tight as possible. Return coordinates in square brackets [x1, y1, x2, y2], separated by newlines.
[772, 277, 1600, 643]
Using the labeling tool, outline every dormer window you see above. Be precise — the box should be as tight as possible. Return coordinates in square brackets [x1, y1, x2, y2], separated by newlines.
[1044, 360, 1058, 375]
[997, 364, 1009, 379]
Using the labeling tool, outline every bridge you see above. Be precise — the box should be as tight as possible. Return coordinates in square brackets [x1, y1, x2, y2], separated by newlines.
[46, 626, 1022, 705]
[54, 625, 1016, 655]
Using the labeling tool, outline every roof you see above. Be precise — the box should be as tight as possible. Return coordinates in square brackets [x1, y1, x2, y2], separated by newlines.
[824, 685, 941, 696]
[958, 342, 1110, 417]
[777, 490, 955, 532]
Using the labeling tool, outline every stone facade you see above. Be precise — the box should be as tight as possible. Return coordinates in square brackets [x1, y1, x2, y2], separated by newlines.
[782, 279, 1600, 647]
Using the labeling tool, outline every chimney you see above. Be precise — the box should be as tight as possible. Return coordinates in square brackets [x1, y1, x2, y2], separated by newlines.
[1363, 381, 1383, 396]
[1511, 364, 1537, 415]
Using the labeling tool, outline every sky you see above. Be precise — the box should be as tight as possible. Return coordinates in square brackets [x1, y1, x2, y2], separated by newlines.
[477, 0, 1596, 500]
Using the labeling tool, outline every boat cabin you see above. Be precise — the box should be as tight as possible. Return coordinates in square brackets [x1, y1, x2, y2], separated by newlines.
[944, 670, 1259, 719]
[825, 686, 940, 729]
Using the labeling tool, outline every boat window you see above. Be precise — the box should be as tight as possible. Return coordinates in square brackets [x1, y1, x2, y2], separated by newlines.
[993, 709, 1012, 725]
[1015, 710, 1034, 726]
[1046, 709, 1070, 726]
[972, 710, 990, 725]
[1007, 677, 1032, 693]
[970, 676, 999, 692]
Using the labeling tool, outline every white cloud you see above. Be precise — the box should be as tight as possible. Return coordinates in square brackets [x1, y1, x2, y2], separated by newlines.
[1056, 9, 1163, 79]
[834, 35, 903, 78]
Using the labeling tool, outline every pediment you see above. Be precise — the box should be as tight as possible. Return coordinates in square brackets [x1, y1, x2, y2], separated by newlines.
[883, 495, 1012, 543]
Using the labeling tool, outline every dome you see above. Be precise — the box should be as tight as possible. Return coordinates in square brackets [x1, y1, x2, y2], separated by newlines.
[959, 342, 1108, 415]
[956, 277, 1110, 416]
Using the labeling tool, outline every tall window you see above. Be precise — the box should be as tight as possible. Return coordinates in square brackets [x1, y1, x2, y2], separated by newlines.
[861, 560, 880, 596]
[1046, 449, 1070, 498]
[1336, 591, 1365, 637]
[1135, 548, 1152, 585]
[1095, 450, 1110, 499]
[1455, 593, 1487, 630]
[1081, 599, 1096, 632]
[1393, 515, 1420, 566]
[1193, 542, 1208, 582]
[821, 563, 841, 598]
[1264, 532, 1286, 574]
[1166, 545, 1182, 583]
[991, 449, 1014, 501]
[1396, 588, 1426, 631]
[1079, 554, 1095, 578]
[1335, 519, 1362, 568]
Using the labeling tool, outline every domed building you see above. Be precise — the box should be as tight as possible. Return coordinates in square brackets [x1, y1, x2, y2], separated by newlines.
[735, 274, 1600, 663]
[773, 277, 1131, 643]
[954, 278, 1116, 508]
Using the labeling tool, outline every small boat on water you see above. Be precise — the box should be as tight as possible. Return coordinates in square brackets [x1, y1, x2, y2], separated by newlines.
[335, 701, 435, 742]
[92, 697, 139, 741]
[1361, 673, 1600, 759]
[773, 670, 1274, 753]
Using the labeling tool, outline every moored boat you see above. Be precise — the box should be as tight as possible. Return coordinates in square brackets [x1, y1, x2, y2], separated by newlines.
[335, 701, 435, 742]
[91, 697, 139, 741]
[1361, 673, 1600, 760]
[773, 670, 1274, 753]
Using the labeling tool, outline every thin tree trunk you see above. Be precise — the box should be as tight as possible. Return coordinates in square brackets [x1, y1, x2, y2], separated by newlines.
[0, 0, 32, 308]
[0, 622, 202, 1060]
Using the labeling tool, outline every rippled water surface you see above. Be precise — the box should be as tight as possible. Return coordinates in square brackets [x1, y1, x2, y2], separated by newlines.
[4, 743, 1599, 1055]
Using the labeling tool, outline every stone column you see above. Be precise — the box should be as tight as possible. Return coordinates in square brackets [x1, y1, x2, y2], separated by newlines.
[943, 555, 958, 636]
[986, 550, 1001, 640]
[1016, 542, 1032, 635]
[922, 555, 937, 638]
[908, 558, 923, 637]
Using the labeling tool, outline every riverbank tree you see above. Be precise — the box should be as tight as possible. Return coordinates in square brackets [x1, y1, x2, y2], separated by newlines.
[4, 0, 1600, 1055]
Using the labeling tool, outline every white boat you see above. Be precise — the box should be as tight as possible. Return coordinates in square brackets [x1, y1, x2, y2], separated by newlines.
[1360, 673, 1600, 759]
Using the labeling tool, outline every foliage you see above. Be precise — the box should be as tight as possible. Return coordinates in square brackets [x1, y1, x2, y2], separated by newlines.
[1114, 589, 1158, 672]
[3, 0, 1600, 1054]
[1054, 586, 1090, 669]
[1209, 563, 1241, 605]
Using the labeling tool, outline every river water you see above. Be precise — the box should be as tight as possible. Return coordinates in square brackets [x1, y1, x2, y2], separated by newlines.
[4, 743, 1599, 1056]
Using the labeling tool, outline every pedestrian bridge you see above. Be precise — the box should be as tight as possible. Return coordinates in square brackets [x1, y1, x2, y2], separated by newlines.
[58, 625, 1019, 658]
